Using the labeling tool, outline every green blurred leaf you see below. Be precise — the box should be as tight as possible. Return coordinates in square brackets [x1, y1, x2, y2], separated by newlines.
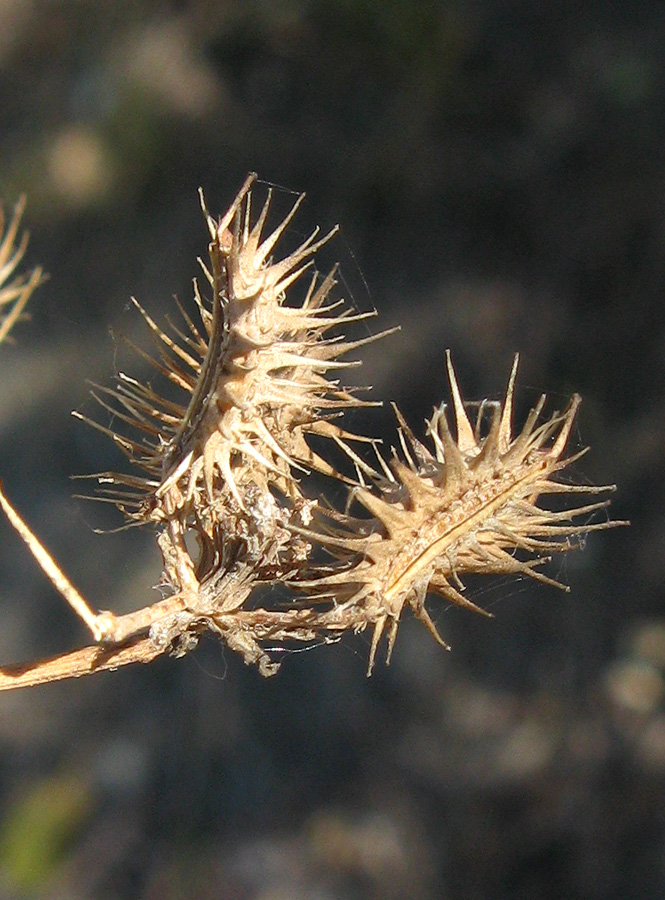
[0, 773, 94, 893]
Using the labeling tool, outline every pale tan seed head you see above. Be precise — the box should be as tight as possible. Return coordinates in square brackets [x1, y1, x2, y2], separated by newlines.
[297, 352, 620, 673]
[75, 174, 387, 529]
[0, 175, 624, 690]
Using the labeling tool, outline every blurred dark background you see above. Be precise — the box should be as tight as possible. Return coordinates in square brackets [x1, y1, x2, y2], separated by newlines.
[0, 1, 661, 898]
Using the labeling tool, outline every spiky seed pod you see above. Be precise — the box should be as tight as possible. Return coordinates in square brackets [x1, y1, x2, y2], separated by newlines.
[78, 175, 378, 521]
[296, 352, 618, 673]
[0, 197, 43, 345]
[77, 173, 385, 535]
[66, 174, 392, 673]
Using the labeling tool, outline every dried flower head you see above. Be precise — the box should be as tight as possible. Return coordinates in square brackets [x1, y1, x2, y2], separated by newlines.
[0, 175, 624, 690]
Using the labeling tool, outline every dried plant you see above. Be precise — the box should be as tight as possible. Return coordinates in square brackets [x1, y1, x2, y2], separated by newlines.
[0, 174, 623, 690]
[0, 198, 43, 345]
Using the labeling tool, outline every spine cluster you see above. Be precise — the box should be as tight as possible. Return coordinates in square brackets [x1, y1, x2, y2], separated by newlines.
[0, 175, 619, 688]
[0, 198, 43, 345]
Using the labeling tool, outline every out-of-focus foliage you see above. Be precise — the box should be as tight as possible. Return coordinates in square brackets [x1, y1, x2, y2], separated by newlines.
[0, 772, 93, 893]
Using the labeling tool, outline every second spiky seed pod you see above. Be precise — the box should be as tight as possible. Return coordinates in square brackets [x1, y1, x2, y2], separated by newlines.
[297, 353, 616, 672]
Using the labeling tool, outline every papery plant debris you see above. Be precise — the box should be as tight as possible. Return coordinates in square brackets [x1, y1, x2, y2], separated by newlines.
[0, 174, 623, 689]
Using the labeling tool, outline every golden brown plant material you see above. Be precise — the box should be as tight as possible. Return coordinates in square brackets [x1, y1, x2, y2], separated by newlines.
[0, 174, 624, 689]
[0, 198, 43, 345]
